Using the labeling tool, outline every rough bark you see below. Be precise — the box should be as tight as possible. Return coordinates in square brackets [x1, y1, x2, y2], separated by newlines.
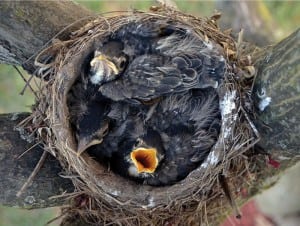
[244, 29, 300, 201]
[0, 1, 299, 225]
[254, 28, 300, 157]
[0, 1, 93, 73]
[0, 113, 74, 208]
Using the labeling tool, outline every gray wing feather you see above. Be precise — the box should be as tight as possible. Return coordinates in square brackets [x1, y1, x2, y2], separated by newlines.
[100, 54, 200, 100]
[99, 32, 226, 101]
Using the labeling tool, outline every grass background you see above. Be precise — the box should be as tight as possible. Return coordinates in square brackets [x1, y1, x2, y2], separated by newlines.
[0, 1, 299, 225]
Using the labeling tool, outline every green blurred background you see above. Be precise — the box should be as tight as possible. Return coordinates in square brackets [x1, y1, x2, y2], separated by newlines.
[0, 1, 299, 225]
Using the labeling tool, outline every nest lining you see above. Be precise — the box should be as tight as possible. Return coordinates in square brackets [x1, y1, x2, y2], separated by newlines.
[24, 6, 260, 225]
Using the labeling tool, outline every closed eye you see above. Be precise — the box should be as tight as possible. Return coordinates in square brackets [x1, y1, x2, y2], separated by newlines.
[117, 56, 128, 71]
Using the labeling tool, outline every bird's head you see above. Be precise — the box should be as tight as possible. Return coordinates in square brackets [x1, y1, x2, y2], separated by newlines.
[89, 50, 127, 85]
[127, 130, 164, 178]
[76, 122, 109, 156]
[75, 100, 110, 156]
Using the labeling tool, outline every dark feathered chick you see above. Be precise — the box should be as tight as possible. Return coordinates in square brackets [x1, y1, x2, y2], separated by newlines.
[81, 99, 165, 180]
[143, 88, 221, 185]
[67, 40, 129, 155]
[75, 98, 110, 155]
[106, 128, 165, 183]
[103, 88, 221, 186]
[95, 22, 226, 102]
[89, 101, 148, 158]
[68, 76, 111, 155]
[89, 41, 128, 85]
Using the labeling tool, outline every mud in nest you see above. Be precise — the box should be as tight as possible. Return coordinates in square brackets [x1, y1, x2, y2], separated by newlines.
[22, 6, 260, 225]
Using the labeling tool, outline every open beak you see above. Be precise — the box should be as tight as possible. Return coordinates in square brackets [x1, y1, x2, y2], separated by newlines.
[77, 137, 102, 156]
[130, 148, 158, 173]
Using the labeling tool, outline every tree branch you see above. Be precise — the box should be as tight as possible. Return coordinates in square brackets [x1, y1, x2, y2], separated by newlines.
[0, 0, 88, 209]
[0, 1, 93, 73]
[0, 113, 74, 208]
[253, 28, 300, 156]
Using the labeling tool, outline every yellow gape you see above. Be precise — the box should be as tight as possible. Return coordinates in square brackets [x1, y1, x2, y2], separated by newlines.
[130, 148, 158, 173]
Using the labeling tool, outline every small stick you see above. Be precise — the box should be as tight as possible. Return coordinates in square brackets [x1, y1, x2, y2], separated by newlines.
[16, 150, 48, 197]
[13, 65, 38, 99]
[17, 142, 42, 159]
[219, 174, 241, 219]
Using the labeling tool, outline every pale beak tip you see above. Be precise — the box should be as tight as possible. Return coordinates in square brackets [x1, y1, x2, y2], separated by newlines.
[76, 139, 89, 156]
[76, 149, 85, 157]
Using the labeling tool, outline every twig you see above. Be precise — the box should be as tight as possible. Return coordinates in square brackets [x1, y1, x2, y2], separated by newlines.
[13, 65, 38, 98]
[17, 142, 42, 159]
[219, 174, 241, 219]
[16, 150, 48, 197]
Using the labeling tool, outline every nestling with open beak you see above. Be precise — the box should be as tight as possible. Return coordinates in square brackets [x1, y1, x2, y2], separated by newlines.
[126, 129, 165, 178]
[106, 128, 165, 183]
[107, 88, 221, 186]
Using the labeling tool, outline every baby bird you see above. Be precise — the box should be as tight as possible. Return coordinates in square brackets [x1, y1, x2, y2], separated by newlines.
[89, 41, 128, 85]
[75, 98, 110, 155]
[109, 128, 165, 183]
[92, 21, 226, 102]
[68, 67, 111, 155]
[102, 88, 221, 186]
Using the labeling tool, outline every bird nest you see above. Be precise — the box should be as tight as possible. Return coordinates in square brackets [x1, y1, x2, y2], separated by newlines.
[22, 6, 259, 225]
